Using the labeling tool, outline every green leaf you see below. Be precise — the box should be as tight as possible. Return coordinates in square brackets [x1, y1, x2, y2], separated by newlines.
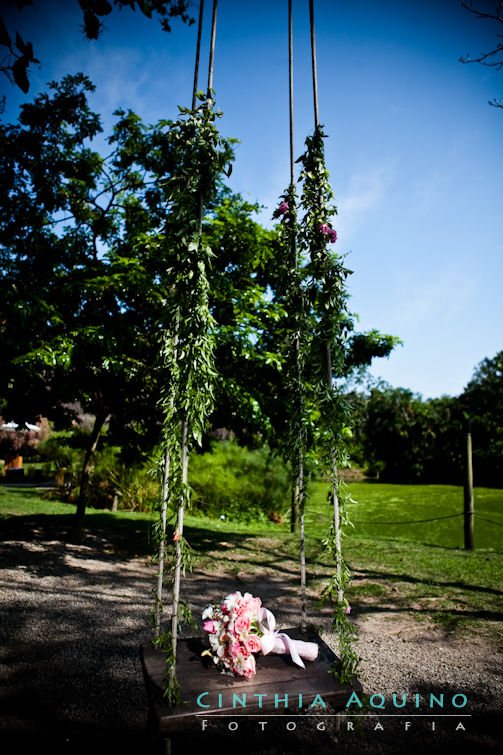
[94, 0, 112, 15]
[15, 31, 32, 57]
[139, 1, 153, 19]
[12, 56, 29, 93]
[0, 17, 11, 48]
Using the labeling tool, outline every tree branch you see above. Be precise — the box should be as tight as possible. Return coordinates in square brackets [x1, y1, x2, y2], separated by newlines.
[462, 0, 503, 23]
[461, 1, 503, 105]
[460, 43, 503, 69]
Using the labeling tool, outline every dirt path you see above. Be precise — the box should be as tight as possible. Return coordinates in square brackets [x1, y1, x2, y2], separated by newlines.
[0, 531, 501, 754]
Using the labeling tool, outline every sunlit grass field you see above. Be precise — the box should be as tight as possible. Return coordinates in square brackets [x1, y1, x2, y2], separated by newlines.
[307, 481, 503, 551]
[1, 481, 502, 551]
[1, 482, 502, 633]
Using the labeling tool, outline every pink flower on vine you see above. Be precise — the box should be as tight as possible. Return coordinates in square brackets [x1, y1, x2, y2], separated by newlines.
[173, 532, 180, 542]
[278, 201, 289, 215]
[344, 605, 351, 615]
[318, 223, 337, 243]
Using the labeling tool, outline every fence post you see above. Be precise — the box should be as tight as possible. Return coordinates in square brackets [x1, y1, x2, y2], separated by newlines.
[464, 417, 474, 550]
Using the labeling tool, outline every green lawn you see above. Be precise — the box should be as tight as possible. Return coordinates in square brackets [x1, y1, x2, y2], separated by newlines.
[1, 482, 502, 635]
[2, 481, 502, 552]
[2, 481, 503, 553]
[0, 486, 285, 556]
[306, 481, 503, 551]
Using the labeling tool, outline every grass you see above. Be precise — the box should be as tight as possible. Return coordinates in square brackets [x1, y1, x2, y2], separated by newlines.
[0, 486, 154, 556]
[0, 486, 284, 557]
[1, 482, 502, 637]
[304, 481, 503, 634]
[341, 535, 503, 634]
[306, 481, 503, 551]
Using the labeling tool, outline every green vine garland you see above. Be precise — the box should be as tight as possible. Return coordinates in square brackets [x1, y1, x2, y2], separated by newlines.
[274, 185, 310, 526]
[293, 124, 359, 683]
[151, 94, 234, 704]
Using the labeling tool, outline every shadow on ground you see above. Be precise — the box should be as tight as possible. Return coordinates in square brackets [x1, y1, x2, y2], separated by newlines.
[1, 516, 502, 754]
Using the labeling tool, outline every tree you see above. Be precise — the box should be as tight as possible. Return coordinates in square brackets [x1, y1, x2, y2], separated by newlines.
[203, 195, 399, 455]
[1, 73, 402, 547]
[460, 0, 503, 108]
[0, 74, 175, 537]
[347, 378, 499, 486]
[0, 0, 193, 96]
[461, 350, 503, 485]
[361, 385, 440, 482]
[202, 195, 287, 445]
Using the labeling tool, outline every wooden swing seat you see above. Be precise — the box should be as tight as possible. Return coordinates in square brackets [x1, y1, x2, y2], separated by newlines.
[141, 626, 362, 752]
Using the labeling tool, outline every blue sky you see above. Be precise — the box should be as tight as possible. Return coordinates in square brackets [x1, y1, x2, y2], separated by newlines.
[2, 0, 502, 399]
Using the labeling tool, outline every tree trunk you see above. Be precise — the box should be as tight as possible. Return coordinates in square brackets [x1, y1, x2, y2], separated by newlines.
[70, 408, 107, 542]
[111, 490, 120, 512]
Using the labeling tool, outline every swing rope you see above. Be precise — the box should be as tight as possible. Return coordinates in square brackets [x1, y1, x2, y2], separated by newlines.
[207, 0, 218, 95]
[169, 0, 219, 693]
[288, 0, 308, 633]
[154, 0, 208, 644]
[288, 0, 295, 186]
[154, 3, 220, 691]
[309, 0, 320, 128]
[191, 0, 205, 111]
[308, 0, 343, 603]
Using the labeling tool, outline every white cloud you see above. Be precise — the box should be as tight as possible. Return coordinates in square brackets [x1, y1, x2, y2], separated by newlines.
[394, 266, 479, 326]
[337, 162, 396, 239]
[55, 44, 190, 127]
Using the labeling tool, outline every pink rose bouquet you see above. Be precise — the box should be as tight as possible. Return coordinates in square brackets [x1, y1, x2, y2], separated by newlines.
[202, 591, 263, 677]
[202, 591, 319, 678]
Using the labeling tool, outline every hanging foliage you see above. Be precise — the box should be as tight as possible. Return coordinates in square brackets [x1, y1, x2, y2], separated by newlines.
[274, 185, 309, 525]
[273, 183, 314, 625]
[295, 124, 359, 683]
[151, 94, 234, 704]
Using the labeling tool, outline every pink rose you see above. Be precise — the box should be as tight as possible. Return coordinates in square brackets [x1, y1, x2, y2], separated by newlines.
[232, 642, 245, 658]
[328, 229, 337, 243]
[234, 615, 251, 634]
[318, 223, 329, 234]
[238, 596, 261, 619]
[241, 654, 256, 679]
[278, 201, 289, 215]
[203, 621, 217, 634]
[237, 604, 253, 620]
[344, 606, 351, 615]
[173, 532, 180, 542]
[246, 635, 261, 654]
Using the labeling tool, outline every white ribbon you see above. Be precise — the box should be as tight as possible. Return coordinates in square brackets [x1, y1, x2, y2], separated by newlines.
[258, 607, 319, 669]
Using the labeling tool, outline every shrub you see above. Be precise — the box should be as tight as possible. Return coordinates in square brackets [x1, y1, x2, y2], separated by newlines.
[105, 462, 158, 512]
[189, 441, 290, 523]
[38, 430, 84, 500]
